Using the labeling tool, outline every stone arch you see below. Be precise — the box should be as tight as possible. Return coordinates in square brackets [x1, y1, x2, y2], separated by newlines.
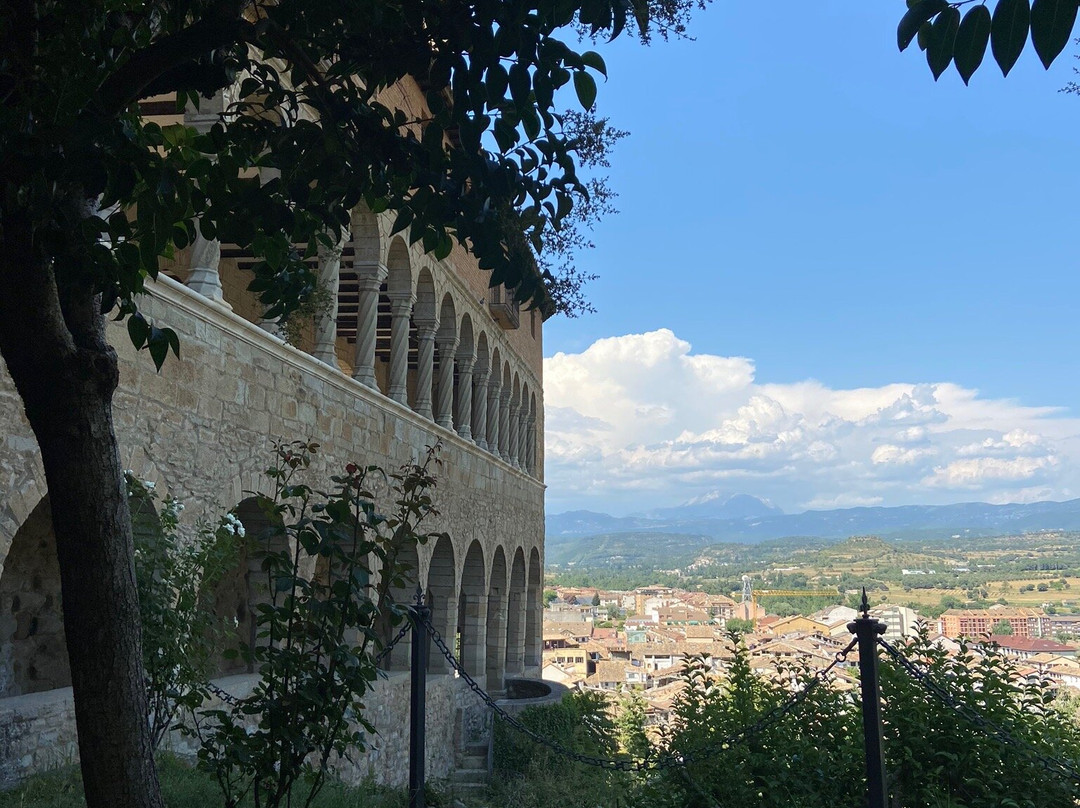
[334, 205, 381, 351]
[505, 548, 527, 677]
[0, 472, 47, 573]
[424, 535, 456, 674]
[385, 238, 413, 297]
[472, 331, 491, 447]
[434, 293, 458, 429]
[414, 268, 437, 321]
[374, 537, 420, 672]
[528, 392, 539, 476]
[526, 546, 542, 669]
[498, 360, 513, 461]
[351, 205, 381, 265]
[0, 497, 69, 697]
[475, 331, 490, 380]
[210, 496, 282, 675]
[377, 237, 415, 400]
[457, 540, 486, 677]
[519, 379, 530, 469]
[510, 373, 522, 468]
[437, 292, 457, 338]
[455, 314, 475, 439]
[486, 346, 503, 454]
[485, 546, 508, 690]
[410, 267, 438, 418]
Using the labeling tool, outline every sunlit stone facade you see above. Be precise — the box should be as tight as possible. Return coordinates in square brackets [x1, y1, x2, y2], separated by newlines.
[0, 79, 546, 786]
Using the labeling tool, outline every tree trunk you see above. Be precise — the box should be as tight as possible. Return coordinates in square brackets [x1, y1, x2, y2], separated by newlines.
[0, 215, 165, 808]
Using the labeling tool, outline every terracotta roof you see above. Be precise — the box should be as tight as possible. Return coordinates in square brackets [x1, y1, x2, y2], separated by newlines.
[986, 635, 1075, 653]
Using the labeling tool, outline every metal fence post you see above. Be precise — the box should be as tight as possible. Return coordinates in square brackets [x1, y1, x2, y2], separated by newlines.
[409, 587, 429, 808]
[848, 589, 888, 808]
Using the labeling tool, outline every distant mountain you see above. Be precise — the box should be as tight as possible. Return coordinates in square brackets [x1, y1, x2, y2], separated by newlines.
[545, 531, 717, 568]
[544, 510, 659, 537]
[546, 498, 1080, 546]
[648, 491, 781, 522]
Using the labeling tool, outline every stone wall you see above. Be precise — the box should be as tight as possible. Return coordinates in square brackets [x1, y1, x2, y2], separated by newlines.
[0, 274, 545, 786]
[0, 671, 480, 791]
[0, 686, 78, 789]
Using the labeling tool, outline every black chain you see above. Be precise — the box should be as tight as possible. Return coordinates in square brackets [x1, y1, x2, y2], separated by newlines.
[374, 620, 413, 666]
[420, 612, 857, 772]
[877, 636, 1080, 783]
[204, 679, 242, 706]
[196, 624, 413, 707]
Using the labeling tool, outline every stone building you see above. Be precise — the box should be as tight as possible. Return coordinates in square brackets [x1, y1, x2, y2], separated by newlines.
[0, 79, 547, 788]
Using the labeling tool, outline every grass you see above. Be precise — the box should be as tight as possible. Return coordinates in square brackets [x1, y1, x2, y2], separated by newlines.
[0, 755, 412, 808]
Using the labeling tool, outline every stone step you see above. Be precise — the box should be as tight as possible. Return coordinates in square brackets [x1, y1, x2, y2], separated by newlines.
[451, 768, 489, 785]
[458, 754, 488, 770]
[451, 781, 488, 796]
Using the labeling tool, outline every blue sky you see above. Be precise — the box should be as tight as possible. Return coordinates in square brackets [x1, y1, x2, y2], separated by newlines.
[542, 3, 1080, 515]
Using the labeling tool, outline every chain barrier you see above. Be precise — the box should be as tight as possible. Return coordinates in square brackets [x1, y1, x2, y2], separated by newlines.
[375, 620, 413, 666]
[419, 611, 858, 772]
[877, 636, 1080, 783]
[195, 621, 413, 707]
[205, 679, 242, 706]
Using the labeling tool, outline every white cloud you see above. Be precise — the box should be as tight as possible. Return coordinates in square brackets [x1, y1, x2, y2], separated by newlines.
[871, 444, 934, 466]
[544, 329, 1080, 515]
[923, 455, 1060, 489]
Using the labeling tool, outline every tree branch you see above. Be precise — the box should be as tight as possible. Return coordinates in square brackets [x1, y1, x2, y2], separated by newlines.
[93, 10, 253, 117]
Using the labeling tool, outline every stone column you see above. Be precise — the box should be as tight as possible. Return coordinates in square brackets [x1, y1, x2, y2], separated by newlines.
[186, 226, 231, 309]
[486, 377, 501, 458]
[505, 586, 526, 676]
[311, 233, 347, 366]
[387, 292, 414, 405]
[518, 406, 531, 472]
[427, 589, 458, 674]
[486, 591, 508, 691]
[526, 415, 537, 477]
[508, 397, 522, 470]
[184, 94, 232, 310]
[435, 332, 458, 430]
[413, 316, 438, 421]
[471, 364, 489, 451]
[498, 388, 512, 463]
[258, 316, 280, 336]
[455, 350, 475, 441]
[351, 262, 387, 389]
[461, 590, 488, 681]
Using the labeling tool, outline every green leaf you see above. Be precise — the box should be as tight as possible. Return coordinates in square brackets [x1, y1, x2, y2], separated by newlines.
[573, 71, 597, 110]
[898, 0, 950, 50]
[992, 0, 1031, 76]
[954, 5, 992, 83]
[1030, 0, 1077, 68]
[508, 63, 530, 106]
[581, 50, 608, 77]
[632, 0, 650, 35]
[127, 313, 148, 349]
[926, 7, 961, 79]
[148, 331, 169, 370]
[917, 20, 934, 50]
[390, 208, 412, 236]
[486, 63, 508, 102]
